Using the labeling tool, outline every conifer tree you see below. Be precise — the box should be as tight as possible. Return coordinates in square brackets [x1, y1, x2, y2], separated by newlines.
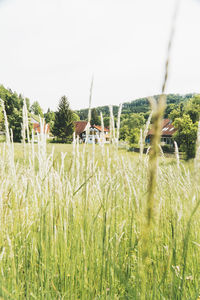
[52, 96, 74, 142]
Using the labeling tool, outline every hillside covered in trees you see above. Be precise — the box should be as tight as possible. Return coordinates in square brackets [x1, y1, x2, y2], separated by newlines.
[76, 93, 199, 159]
[76, 93, 195, 144]
[76, 94, 194, 120]
[0, 84, 199, 159]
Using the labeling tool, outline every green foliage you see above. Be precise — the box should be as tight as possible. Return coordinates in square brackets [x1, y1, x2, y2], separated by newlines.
[0, 85, 27, 142]
[52, 96, 74, 142]
[120, 113, 145, 142]
[184, 94, 200, 123]
[103, 116, 110, 128]
[123, 113, 145, 128]
[173, 114, 198, 159]
[186, 109, 199, 123]
[161, 144, 174, 153]
[128, 127, 140, 144]
[0, 107, 5, 132]
[169, 107, 182, 121]
[76, 94, 193, 149]
[166, 94, 200, 158]
[9, 108, 23, 142]
[169, 95, 200, 123]
[76, 93, 193, 121]
[31, 101, 43, 117]
[119, 125, 129, 140]
[90, 108, 101, 125]
[44, 108, 55, 130]
[72, 112, 80, 122]
[165, 103, 178, 119]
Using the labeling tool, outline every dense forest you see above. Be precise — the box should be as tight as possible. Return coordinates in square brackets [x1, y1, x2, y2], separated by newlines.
[76, 94, 194, 120]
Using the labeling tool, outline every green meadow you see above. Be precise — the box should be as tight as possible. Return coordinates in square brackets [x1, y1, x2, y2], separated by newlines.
[0, 140, 200, 299]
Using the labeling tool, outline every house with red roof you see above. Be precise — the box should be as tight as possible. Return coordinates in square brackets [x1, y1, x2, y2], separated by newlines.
[75, 121, 110, 144]
[146, 119, 176, 146]
[30, 115, 50, 137]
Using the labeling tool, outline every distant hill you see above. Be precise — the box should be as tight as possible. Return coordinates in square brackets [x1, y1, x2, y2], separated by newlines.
[76, 93, 194, 120]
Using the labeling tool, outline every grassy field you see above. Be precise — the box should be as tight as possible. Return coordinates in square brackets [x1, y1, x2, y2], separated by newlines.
[0, 140, 199, 299]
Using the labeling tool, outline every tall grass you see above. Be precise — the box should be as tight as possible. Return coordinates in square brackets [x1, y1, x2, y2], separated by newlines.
[0, 106, 200, 299]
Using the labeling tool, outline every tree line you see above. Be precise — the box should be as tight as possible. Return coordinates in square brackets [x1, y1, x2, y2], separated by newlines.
[0, 84, 199, 158]
[0, 85, 78, 142]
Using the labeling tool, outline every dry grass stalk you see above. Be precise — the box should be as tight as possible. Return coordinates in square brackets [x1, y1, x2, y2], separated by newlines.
[116, 103, 123, 148]
[144, 111, 153, 141]
[140, 96, 166, 299]
[174, 141, 180, 170]
[159, 144, 165, 158]
[86, 76, 94, 144]
[23, 98, 30, 143]
[22, 98, 31, 160]
[139, 128, 143, 159]
[140, 110, 153, 159]
[140, 3, 180, 295]
[0, 99, 10, 144]
[109, 105, 115, 144]
[145, 0, 180, 227]
[100, 112, 105, 154]
[146, 95, 166, 226]
[194, 121, 200, 171]
[0, 99, 16, 177]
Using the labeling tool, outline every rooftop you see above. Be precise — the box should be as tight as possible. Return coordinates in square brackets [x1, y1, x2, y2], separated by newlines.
[147, 119, 176, 136]
[75, 121, 88, 135]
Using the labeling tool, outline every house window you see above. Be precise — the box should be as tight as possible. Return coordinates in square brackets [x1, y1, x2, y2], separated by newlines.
[161, 138, 166, 143]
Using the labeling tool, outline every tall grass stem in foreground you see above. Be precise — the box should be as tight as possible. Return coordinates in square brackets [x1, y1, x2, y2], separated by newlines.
[140, 1, 181, 296]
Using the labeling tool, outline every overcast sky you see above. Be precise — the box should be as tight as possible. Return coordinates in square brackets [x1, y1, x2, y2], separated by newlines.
[0, 0, 200, 111]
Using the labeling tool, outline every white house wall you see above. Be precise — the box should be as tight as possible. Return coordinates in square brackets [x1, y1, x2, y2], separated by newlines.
[81, 127, 109, 144]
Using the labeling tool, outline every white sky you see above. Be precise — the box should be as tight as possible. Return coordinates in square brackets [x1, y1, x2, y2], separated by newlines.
[0, 0, 200, 111]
